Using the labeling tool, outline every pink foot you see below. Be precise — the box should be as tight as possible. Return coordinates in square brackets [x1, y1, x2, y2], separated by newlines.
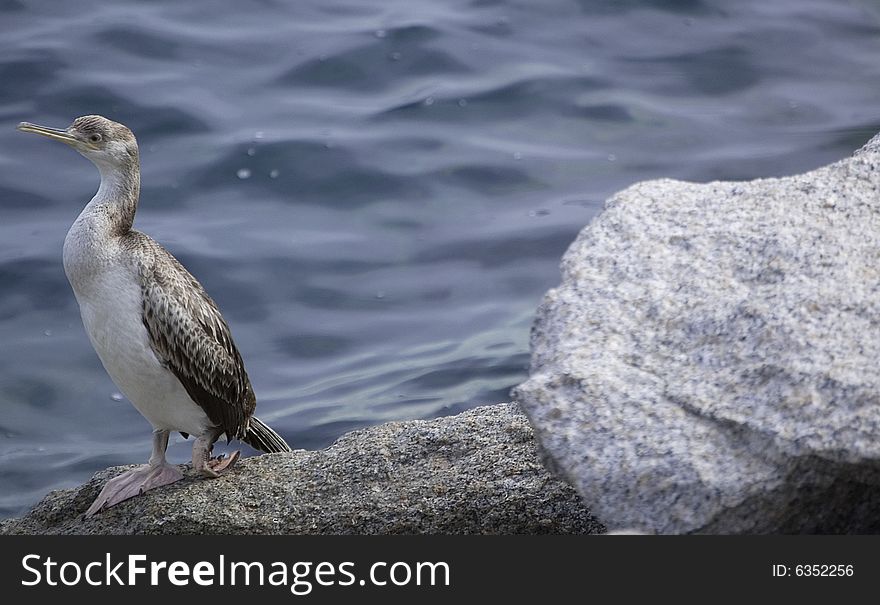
[85, 463, 184, 518]
[197, 450, 241, 478]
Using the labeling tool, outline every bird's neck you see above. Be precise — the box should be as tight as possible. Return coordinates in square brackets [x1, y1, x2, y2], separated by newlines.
[83, 160, 141, 236]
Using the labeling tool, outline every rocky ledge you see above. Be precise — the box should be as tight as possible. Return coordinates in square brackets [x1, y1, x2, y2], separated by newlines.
[0, 403, 602, 535]
[513, 134, 880, 534]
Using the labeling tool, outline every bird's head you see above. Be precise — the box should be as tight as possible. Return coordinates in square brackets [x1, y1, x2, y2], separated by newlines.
[17, 115, 138, 171]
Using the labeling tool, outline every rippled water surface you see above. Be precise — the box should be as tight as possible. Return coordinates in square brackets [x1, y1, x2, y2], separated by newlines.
[2, 0, 880, 517]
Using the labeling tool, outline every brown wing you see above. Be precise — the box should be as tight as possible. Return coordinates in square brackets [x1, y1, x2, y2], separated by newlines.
[133, 233, 255, 440]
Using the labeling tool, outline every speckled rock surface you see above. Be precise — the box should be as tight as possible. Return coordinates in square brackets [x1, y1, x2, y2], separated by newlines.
[513, 136, 880, 534]
[0, 403, 602, 535]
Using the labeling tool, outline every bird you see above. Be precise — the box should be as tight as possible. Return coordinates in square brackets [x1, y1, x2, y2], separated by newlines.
[17, 115, 291, 517]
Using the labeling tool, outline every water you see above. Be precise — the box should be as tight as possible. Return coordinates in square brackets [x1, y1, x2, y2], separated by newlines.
[2, 0, 880, 518]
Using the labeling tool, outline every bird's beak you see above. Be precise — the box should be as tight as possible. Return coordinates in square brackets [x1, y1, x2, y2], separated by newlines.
[17, 121, 79, 146]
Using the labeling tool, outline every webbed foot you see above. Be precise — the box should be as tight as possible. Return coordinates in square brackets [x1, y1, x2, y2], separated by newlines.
[85, 463, 183, 517]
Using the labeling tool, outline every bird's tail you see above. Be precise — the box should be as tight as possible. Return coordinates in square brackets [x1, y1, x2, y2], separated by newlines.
[243, 416, 292, 453]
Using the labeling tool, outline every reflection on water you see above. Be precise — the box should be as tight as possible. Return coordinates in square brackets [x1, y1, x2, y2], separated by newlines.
[2, 0, 880, 517]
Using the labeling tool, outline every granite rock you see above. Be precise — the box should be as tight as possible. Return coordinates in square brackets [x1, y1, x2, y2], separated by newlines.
[513, 135, 880, 534]
[0, 403, 602, 535]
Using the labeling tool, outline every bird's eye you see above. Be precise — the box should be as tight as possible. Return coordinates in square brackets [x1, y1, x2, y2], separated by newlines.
[89, 133, 102, 143]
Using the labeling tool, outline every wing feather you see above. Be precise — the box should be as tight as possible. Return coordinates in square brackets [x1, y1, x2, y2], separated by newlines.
[131, 233, 255, 439]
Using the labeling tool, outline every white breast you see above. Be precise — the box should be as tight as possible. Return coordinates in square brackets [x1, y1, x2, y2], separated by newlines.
[64, 220, 212, 436]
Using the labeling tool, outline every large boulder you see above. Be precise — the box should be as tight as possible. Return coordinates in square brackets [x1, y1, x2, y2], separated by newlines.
[513, 135, 880, 534]
[0, 403, 602, 535]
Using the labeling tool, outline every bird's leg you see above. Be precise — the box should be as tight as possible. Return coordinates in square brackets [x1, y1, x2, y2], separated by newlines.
[192, 427, 240, 478]
[85, 429, 184, 517]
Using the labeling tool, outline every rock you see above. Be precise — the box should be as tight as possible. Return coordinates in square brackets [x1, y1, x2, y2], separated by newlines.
[513, 135, 880, 534]
[0, 403, 602, 535]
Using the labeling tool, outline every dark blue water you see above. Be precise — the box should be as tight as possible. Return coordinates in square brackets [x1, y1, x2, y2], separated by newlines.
[2, 0, 880, 518]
